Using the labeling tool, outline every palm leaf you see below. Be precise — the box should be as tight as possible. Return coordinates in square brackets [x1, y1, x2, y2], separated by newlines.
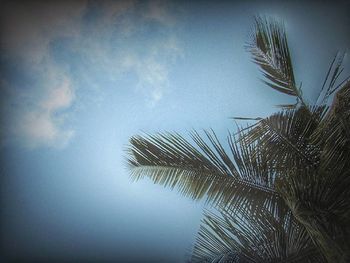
[191, 205, 324, 262]
[240, 106, 326, 172]
[313, 81, 350, 173]
[277, 166, 350, 263]
[126, 131, 280, 211]
[247, 16, 305, 106]
[230, 117, 263, 121]
[316, 52, 349, 106]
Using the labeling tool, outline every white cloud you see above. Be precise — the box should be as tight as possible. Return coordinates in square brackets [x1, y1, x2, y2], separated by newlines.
[20, 111, 74, 149]
[138, 58, 170, 106]
[113, 2, 182, 106]
[42, 78, 75, 111]
[0, 1, 84, 149]
[120, 54, 172, 107]
[17, 77, 75, 149]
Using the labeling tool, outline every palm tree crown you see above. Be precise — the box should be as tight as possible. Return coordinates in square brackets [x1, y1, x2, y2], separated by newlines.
[126, 16, 350, 262]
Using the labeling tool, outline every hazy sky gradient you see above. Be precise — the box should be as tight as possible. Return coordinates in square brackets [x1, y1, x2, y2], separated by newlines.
[1, 0, 349, 262]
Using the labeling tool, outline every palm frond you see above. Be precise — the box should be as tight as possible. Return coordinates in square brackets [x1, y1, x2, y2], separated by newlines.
[274, 103, 298, 110]
[240, 106, 326, 172]
[230, 117, 263, 121]
[277, 166, 350, 263]
[229, 131, 275, 189]
[313, 81, 350, 173]
[247, 16, 304, 106]
[126, 131, 280, 211]
[191, 205, 324, 262]
[316, 52, 349, 105]
[316, 53, 350, 105]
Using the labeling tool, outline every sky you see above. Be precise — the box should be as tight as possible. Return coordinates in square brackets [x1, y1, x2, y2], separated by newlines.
[0, 0, 349, 262]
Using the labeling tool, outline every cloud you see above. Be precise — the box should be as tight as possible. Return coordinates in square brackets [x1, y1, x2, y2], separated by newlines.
[9, 75, 75, 149]
[0, 1, 85, 149]
[69, 0, 183, 107]
[19, 111, 74, 150]
[41, 78, 75, 111]
[0, 0, 183, 148]
[121, 54, 171, 106]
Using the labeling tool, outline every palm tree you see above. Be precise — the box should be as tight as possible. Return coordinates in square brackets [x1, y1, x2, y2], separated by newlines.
[126, 16, 350, 262]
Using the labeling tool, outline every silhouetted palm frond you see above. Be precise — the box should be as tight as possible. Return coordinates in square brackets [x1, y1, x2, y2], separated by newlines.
[247, 16, 304, 107]
[277, 166, 350, 263]
[240, 106, 326, 172]
[127, 131, 280, 213]
[192, 205, 325, 263]
[316, 53, 350, 106]
[313, 81, 350, 173]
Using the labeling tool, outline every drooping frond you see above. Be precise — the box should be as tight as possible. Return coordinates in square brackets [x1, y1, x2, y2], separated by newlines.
[240, 106, 326, 173]
[191, 205, 324, 262]
[228, 131, 286, 216]
[126, 131, 280, 211]
[247, 16, 304, 106]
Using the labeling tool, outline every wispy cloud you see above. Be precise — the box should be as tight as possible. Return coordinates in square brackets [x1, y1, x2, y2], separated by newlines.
[122, 55, 171, 107]
[0, 1, 86, 149]
[21, 77, 75, 149]
[2, 67, 76, 149]
[0, 0, 182, 149]
[68, 0, 183, 106]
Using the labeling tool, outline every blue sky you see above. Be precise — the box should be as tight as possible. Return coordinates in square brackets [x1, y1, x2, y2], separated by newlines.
[1, 0, 349, 262]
